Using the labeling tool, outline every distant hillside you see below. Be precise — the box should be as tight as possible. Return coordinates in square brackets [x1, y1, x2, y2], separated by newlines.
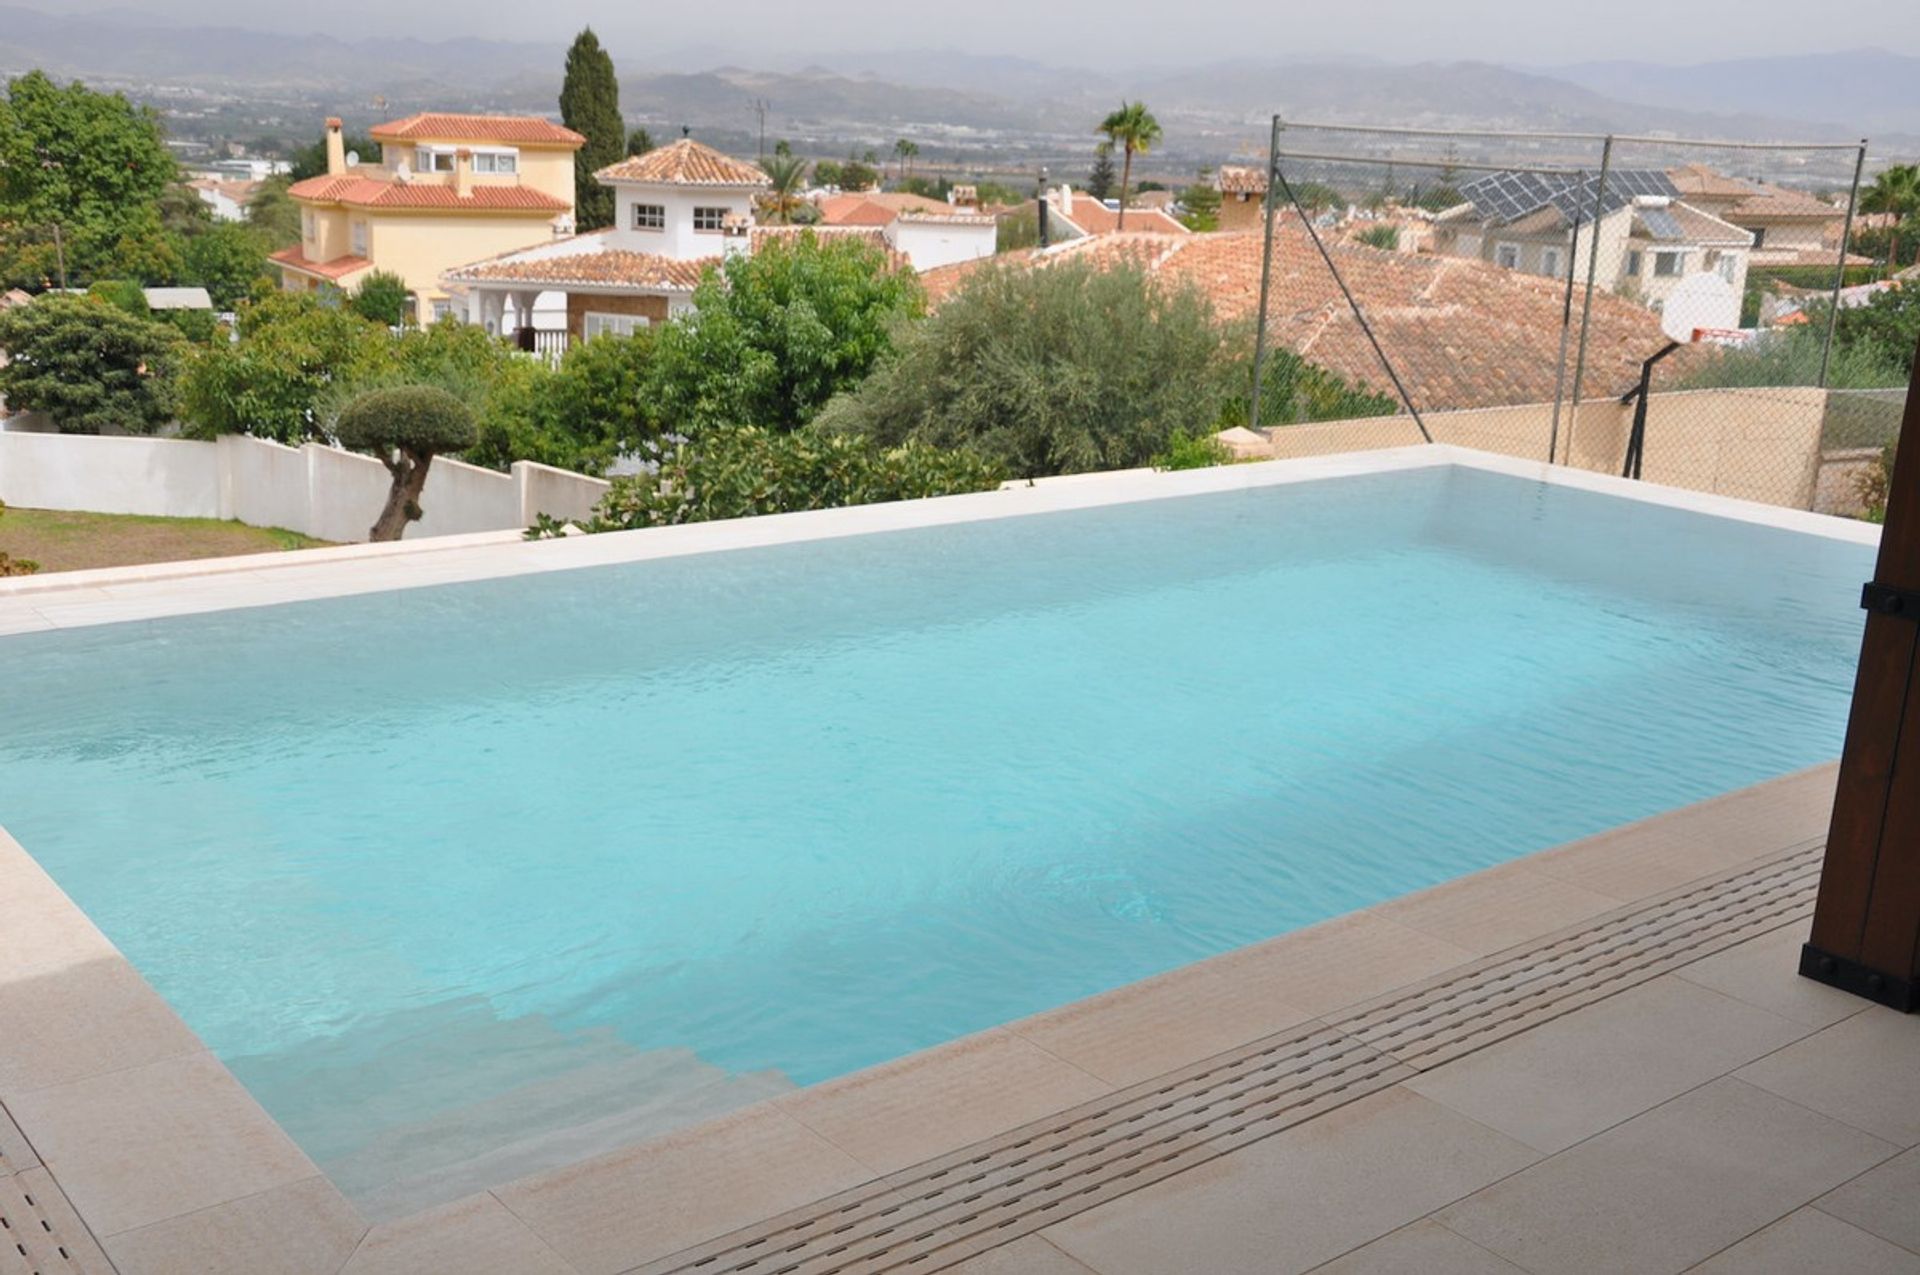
[1552, 50, 1920, 137]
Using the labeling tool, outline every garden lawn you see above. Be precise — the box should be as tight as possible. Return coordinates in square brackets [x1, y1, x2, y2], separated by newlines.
[0, 508, 329, 574]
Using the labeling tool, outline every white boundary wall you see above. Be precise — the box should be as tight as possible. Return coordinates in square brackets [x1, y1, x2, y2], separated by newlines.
[0, 432, 608, 543]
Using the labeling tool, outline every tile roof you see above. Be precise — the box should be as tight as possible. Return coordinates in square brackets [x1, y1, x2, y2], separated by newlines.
[1666, 163, 1756, 200]
[817, 195, 899, 226]
[369, 113, 584, 146]
[1630, 202, 1753, 246]
[920, 229, 1693, 411]
[444, 225, 907, 291]
[1216, 165, 1269, 196]
[1722, 184, 1841, 221]
[284, 175, 571, 212]
[268, 246, 373, 281]
[595, 139, 770, 187]
[896, 210, 998, 227]
[188, 177, 261, 204]
[1052, 194, 1190, 236]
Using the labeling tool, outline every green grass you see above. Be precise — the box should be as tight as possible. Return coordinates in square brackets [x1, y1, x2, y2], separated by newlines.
[0, 507, 330, 574]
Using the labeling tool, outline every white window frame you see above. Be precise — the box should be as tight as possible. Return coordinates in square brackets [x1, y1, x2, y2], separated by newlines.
[1717, 253, 1739, 283]
[415, 145, 518, 174]
[632, 202, 666, 231]
[1653, 250, 1686, 277]
[350, 219, 368, 256]
[1541, 247, 1562, 278]
[583, 311, 651, 340]
[1494, 242, 1520, 270]
[692, 206, 728, 233]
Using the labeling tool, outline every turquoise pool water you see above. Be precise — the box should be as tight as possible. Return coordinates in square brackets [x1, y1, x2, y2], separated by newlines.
[0, 466, 1872, 1211]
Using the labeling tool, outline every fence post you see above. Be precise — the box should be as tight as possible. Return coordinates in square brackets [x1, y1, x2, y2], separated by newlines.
[1250, 114, 1283, 433]
[1819, 140, 1870, 390]
[1564, 134, 1615, 466]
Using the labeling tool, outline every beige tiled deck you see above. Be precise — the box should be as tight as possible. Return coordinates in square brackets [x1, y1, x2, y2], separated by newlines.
[4, 763, 1915, 1274]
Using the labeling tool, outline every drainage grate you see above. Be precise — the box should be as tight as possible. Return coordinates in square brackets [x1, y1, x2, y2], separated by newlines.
[0, 1104, 112, 1275]
[631, 842, 1824, 1275]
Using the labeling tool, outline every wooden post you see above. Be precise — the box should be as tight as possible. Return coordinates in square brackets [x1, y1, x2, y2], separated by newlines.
[1803, 335, 1920, 1012]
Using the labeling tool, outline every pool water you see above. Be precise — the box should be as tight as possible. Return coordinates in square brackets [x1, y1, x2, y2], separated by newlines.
[0, 466, 1872, 1213]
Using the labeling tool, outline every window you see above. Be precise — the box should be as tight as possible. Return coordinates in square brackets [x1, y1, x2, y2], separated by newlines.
[350, 220, 367, 256]
[693, 206, 728, 232]
[1494, 243, 1520, 270]
[1653, 251, 1685, 277]
[302, 210, 316, 241]
[1750, 226, 1767, 251]
[583, 312, 650, 340]
[1625, 250, 1643, 276]
[416, 147, 457, 172]
[1541, 247, 1562, 278]
[1718, 253, 1739, 283]
[472, 151, 517, 174]
[632, 203, 666, 231]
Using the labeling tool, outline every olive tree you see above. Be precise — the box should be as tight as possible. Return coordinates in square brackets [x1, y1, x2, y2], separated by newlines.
[332, 385, 477, 541]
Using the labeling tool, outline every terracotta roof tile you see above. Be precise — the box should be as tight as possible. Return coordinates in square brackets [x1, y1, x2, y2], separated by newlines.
[447, 248, 714, 291]
[268, 246, 373, 281]
[370, 113, 584, 146]
[1723, 184, 1841, 221]
[285, 175, 571, 212]
[1217, 165, 1269, 196]
[921, 229, 1691, 411]
[818, 195, 899, 226]
[1052, 194, 1189, 236]
[596, 139, 770, 187]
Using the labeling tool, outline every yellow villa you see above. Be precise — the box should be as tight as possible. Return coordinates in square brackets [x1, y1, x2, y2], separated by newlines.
[271, 113, 585, 324]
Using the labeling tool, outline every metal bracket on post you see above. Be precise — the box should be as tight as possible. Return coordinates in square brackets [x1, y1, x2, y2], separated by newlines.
[1800, 946, 1919, 1012]
[1861, 582, 1920, 619]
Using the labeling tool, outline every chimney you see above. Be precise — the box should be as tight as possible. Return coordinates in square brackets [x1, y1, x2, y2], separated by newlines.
[952, 184, 978, 211]
[325, 117, 346, 177]
[1058, 184, 1072, 216]
[454, 147, 473, 199]
[721, 211, 753, 258]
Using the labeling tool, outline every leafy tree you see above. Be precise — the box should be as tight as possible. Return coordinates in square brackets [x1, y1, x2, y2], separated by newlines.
[551, 427, 1003, 533]
[773, 138, 792, 158]
[158, 182, 214, 238]
[0, 72, 178, 287]
[1833, 286, 1920, 378]
[1218, 343, 1398, 429]
[812, 159, 844, 188]
[245, 175, 303, 250]
[815, 260, 1230, 477]
[648, 231, 923, 432]
[160, 306, 221, 345]
[332, 385, 478, 541]
[86, 278, 150, 316]
[1179, 176, 1220, 231]
[348, 269, 412, 326]
[559, 28, 624, 229]
[0, 293, 182, 434]
[1861, 165, 1920, 274]
[1095, 101, 1162, 229]
[287, 129, 378, 182]
[839, 154, 878, 192]
[180, 222, 270, 308]
[1087, 144, 1116, 202]
[626, 125, 655, 157]
[759, 152, 808, 224]
[462, 326, 655, 475]
[179, 292, 395, 442]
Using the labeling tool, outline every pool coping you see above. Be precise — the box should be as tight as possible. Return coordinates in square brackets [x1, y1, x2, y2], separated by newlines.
[0, 444, 1879, 635]
[0, 445, 1872, 1272]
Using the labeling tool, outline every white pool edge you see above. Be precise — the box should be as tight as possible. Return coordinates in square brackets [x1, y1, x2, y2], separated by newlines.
[0, 445, 1878, 635]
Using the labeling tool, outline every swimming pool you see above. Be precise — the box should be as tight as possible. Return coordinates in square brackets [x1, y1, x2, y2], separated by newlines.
[0, 460, 1873, 1215]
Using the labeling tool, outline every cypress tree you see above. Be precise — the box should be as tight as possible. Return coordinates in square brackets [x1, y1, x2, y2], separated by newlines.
[559, 27, 623, 230]
[1087, 145, 1116, 202]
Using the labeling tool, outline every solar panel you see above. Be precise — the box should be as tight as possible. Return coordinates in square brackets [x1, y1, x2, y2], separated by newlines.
[1458, 169, 1680, 227]
[1637, 208, 1685, 241]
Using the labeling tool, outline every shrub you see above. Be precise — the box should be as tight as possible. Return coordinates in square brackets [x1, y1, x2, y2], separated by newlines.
[180, 292, 395, 441]
[817, 260, 1231, 477]
[1354, 224, 1400, 251]
[348, 270, 413, 327]
[1217, 343, 1400, 429]
[86, 278, 150, 316]
[333, 385, 478, 541]
[0, 501, 39, 576]
[1152, 429, 1231, 470]
[550, 427, 1004, 533]
[0, 292, 182, 434]
[1857, 443, 1897, 524]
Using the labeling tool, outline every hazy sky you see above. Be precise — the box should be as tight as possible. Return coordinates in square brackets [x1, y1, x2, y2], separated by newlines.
[81, 0, 1920, 68]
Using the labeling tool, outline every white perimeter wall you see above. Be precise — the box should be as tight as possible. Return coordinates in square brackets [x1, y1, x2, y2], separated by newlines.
[0, 432, 609, 543]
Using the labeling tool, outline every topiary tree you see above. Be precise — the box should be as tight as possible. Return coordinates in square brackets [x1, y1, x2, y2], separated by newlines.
[330, 385, 477, 541]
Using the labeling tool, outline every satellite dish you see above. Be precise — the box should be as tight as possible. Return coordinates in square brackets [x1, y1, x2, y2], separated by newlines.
[1659, 272, 1737, 343]
[346, 150, 361, 167]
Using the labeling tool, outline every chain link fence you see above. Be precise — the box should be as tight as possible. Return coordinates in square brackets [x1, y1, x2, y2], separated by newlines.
[1236, 120, 1903, 517]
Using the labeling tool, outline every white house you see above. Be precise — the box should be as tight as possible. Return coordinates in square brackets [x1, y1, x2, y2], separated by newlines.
[444, 138, 927, 348]
[188, 178, 260, 223]
[1432, 170, 1754, 332]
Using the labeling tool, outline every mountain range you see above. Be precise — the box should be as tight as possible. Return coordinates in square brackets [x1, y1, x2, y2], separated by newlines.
[1, 4, 1914, 158]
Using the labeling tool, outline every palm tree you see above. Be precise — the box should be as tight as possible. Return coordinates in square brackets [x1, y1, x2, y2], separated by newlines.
[1861, 164, 1920, 275]
[1097, 101, 1162, 230]
[759, 153, 807, 225]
